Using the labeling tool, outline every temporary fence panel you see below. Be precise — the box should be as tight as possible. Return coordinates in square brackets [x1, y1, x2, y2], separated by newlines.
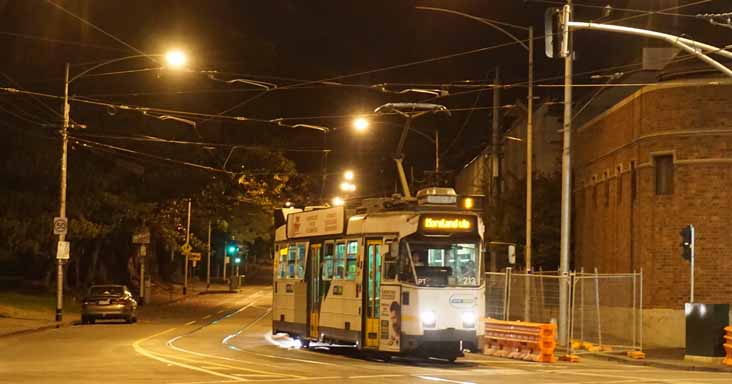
[484, 268, 643, 355]
[485, 271, 508, 320]
[569, 270, 642, 354]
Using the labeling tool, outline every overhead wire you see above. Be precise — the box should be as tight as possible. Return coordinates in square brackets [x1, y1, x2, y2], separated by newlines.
[44, 0, 154, 61]
[0, 31, 127, 52]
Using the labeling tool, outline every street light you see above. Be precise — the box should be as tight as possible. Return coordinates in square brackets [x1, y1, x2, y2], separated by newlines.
[344, 170, 354, 181]
[353, 117, 369, 132]
[164, 50, 188, 69]
[332, 197, 345, 206]
[340, 181, 356, 192]
[55, 51, 188, 322]
[415, 6, 536, 274]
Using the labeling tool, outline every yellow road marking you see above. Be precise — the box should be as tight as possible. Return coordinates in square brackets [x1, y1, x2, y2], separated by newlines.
[133, 328, 247, 382]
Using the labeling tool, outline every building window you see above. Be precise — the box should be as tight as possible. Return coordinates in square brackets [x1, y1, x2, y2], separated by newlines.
[654, 155, 674, 195]
[630, 161, 637, 201]
[617, 166, 623, 205]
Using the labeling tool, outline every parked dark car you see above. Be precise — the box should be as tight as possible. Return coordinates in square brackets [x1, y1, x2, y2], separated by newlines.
[81, 285, 137, 324]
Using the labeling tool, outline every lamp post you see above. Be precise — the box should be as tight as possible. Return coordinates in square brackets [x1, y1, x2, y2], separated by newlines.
[415, 6, 535, 273]
[55, 51, 187, 321]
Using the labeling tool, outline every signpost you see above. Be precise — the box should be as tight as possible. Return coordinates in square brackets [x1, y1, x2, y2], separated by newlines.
[132, 228, 150, 303]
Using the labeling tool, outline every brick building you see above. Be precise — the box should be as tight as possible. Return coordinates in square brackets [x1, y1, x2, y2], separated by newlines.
[572, 77, 732, 346]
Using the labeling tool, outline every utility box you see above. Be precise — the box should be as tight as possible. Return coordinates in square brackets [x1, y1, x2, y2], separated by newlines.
[685, 303, 730, 359]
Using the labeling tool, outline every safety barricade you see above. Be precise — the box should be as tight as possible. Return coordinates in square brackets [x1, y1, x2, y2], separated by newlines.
[724, 326, 732, 366]
[483, 319, 557, 363]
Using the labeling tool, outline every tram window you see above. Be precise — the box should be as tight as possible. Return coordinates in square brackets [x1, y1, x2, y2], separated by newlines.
[383, 246, 398, 281]
[296, 244, 306, 278]
[287, 245, 297, 278]
[346, 240, 358, 280]
[278, 247, 288, 279]
[335, 242, 346, 279]
[322, 242, 334, 280]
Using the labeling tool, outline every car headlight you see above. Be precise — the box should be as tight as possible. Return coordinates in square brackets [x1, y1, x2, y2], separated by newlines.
[421, 311, 436, 328]
[462, 311, 476, 328]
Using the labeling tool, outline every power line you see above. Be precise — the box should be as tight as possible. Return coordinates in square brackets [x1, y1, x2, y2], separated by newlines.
[44, 0, 154, 61]
[0, 31, 127, 52]
[71, 132, 333, 153]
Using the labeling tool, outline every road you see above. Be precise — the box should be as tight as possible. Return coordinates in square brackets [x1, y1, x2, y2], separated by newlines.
[0, 272, 729, 384]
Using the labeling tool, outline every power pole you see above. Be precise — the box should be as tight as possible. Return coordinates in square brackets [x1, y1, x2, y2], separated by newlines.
[558, 1, 573, 347]
[206, 220, 212, 290]
[490, 67, 501, 273]
[525, 26, 534, 272]
[183, 198, 191, 295]
[56, 63, 70, 322]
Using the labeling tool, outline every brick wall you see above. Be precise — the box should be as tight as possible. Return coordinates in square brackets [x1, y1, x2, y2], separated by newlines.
[573, 81, 732, 309]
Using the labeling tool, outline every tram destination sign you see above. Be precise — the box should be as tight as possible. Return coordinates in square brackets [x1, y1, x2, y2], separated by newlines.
[287, 206, 345, 239]
[419, 215, 477, 235]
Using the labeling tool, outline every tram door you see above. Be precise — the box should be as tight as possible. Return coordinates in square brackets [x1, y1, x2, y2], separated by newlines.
[308, 244, 321, 339]
[364, 239, 382, 348]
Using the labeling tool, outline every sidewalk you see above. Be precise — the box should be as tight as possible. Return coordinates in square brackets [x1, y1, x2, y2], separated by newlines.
[0, 278, 234, 338]
[584, 348, 732, 372]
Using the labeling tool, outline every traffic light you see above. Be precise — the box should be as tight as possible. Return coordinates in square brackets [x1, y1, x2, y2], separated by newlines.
[234, 257, 241, 264]
[680, 224, 694, 261]
[226, 243, 239, 256]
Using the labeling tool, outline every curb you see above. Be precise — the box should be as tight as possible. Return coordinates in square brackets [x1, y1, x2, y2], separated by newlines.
[585, 352, 732, 373]
[0, 320, 75, 339]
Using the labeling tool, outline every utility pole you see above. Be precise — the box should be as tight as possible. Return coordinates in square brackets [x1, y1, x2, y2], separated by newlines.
[206, 220, 211, 290]
[490, 67, 501, 273]
[56, 63, 70, 322]
[183, 198, 191, 295]
[558, 2, 573, 347]
[526, 26, 534, 272]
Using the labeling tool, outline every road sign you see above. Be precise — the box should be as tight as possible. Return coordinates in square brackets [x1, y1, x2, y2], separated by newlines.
[180, 243, 192, 254]
[53, 217, 68, 235]
[56, 241, 70, 260]
[132, 228, 151, 244]
[189, 252, 201, 262]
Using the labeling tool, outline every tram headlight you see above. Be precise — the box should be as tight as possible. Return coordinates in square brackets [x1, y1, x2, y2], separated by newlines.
[462, 311, 476, 328]
[421, 310, 436, 328]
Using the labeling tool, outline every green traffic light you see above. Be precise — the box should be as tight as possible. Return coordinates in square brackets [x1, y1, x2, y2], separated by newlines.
[227, 245, 237, 255]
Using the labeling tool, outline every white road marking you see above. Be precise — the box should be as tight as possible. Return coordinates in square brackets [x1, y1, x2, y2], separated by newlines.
[217, 310, 225, 314]
[202, 315, 212, 320]
[185, 321, 196, 326]
[415, 376, 476, 384]
[348, 374, 405, 379]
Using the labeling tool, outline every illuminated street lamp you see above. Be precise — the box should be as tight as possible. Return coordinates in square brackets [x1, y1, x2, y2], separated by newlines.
[344, 170, 354, 181]
[164, 50, 188, 69]
[332, 197, 345, 206]
[55, 50, 189, 322]
[340, 182, 356, 192]
[353, 117, 369, 132]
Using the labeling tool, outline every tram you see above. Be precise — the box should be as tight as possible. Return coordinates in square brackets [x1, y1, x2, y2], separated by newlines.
[272, 187, 485, 361]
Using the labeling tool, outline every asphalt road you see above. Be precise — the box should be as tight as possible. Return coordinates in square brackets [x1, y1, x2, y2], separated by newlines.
[1, 274, 730, 384]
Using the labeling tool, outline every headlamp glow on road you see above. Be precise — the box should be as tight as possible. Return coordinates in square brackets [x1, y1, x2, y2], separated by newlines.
[421, 311, 436, 327]
[462, 311, 476, 328]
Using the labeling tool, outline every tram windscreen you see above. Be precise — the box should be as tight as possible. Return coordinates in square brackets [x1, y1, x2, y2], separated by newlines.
[404, 241, 479, 287]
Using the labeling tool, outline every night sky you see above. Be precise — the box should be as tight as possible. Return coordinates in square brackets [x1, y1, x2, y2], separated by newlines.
[1, 0, 729, 200]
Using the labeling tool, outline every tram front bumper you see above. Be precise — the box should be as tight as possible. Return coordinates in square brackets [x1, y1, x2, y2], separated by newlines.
[403, 329, 481, 357]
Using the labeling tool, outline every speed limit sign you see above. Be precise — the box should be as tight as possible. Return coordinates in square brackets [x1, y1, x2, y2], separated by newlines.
[53, 217, 68, 236]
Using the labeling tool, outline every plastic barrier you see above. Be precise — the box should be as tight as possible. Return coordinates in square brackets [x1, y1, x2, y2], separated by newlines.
[724, 326, 732, 366]
[483, 319, 557, 363]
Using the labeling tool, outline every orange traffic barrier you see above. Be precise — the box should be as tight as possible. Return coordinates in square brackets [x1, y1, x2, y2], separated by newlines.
[723, 326, 732, 366]
[483, 319, 557, 363]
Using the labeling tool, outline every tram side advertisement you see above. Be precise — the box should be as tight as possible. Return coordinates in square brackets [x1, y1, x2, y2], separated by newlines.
[380, 284, 401, 352]
[286, 206, 345, 238]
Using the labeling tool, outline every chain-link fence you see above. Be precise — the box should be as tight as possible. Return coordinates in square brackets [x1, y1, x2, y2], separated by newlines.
[484, 269, 643, 354]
